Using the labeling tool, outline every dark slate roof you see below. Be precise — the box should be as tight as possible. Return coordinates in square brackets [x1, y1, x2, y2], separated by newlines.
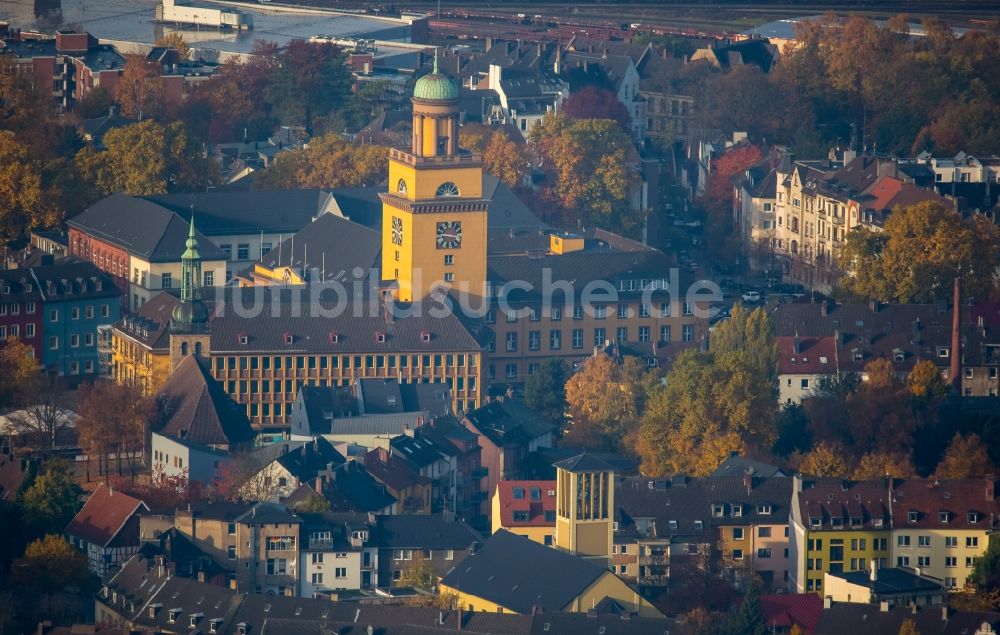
[373, 514, 482, 550]
[153, 355, 256, 447]
[440, 529, 607, 614]
[146, 189, 331, 236]
[795, 478, 891, 531]
[709, 455, 788, 479]
[562, 51, 634, 92]
[114, 291, 181, 350]
[615, 476, 791, 539]
[399, 382, 453, 417]
[311, 461, 397, 513]
[65, 483, 146, 547]
[254, 212, 381, 284]
[553, 453, 617, 473]
[828, 566, 945, 596]
[296, 385, 355, 435]
[703, 38, 777, 72]
[67, 194, 227, 262]
[815, 603, 947, 635]
[274, 437, 346, 481]
[28, 257, 119, 302]
[888, 478, 1000, 530]
[389, 435, 447, 470]
[208, 296, 483, 354]
[463, 400, 555, 449]
[768, 302, 999, 373]
[235, 502, 301, 525]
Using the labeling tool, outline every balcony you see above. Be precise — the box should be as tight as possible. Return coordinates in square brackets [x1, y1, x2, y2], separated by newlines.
[639, 554, 668, 565]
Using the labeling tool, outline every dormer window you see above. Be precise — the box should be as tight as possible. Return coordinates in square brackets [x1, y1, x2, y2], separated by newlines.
[189, 614, 202, 628]
[420, 330, 431, 342]
[969, 512, 980, 524]
[237, 624, 248, 635]
[732, 506, 742, 518]
[850, 516, 862, 528]
[938, 347, 950, 358]
[712, 504, 724, 518]
[694, 520, 704, 531]
[873, 518, 884, 528]
[375, 331, 386, 343]
[328, 332, 339, 344]
[210, 619, 223, 633]
[908, 511, 919, 523]
[757, 505, 772, 515]
[283, 333, 293, 345]
[239, 335, 248, 345]
[168, 609, 181, 624]
[830, 517, 843, 529]
[939, 512, 950, 524]
[809, 516, 822, 528]
[668, 520, 678, 530]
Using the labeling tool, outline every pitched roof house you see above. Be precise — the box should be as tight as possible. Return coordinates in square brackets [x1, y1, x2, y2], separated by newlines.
[65, 483, 148, 577]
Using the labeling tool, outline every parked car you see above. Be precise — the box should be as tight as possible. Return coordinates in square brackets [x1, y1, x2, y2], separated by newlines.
[741, 290, 762, 303]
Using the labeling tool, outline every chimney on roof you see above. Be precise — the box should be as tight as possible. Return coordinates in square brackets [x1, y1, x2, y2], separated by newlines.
[823, 595, 832, 609]
[870, 558, 878, 582]
[869, 299, 880, 313]
[987, 475, 995, 501]
[792, 337, 801, 355]
[880, 600, 890, 613]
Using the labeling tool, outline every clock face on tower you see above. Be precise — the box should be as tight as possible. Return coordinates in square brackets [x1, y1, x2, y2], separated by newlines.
[436, 221, 462, 249]
[391, 216, 403, 246]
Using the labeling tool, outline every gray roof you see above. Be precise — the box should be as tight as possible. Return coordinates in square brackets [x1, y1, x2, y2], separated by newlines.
[330, 414, 422, 437]
[254, 212, 381, 284]
[553, 453, 618, 473]
[373, 514, 482, 550]
[709, 455, 788, 479]
[828, 566, 945, 596]
[67, 193, 227, 262]
[235, 502, 302, 525]
[146, 189, 332, 236]
[463, 400, 556, 449]
[208, 296, 483, 354]
[153, 356, 256, 448]
[440, 529, 607, 614]
[274, 437, 346, 480]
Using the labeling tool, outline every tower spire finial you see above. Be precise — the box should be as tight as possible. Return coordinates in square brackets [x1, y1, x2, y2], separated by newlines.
[433, 47, 439, 75]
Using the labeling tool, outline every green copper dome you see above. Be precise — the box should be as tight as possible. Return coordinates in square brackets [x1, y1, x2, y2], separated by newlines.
[413, 50, 459, 101]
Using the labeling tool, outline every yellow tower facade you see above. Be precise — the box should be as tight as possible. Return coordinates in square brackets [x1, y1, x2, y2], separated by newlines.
[554, 454, 616, 563]
[380, 53, 489, 303]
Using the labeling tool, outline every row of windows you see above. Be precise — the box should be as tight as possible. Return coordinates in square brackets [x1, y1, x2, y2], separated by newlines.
[732, 548, 784, 560]
[896, 555, 978, 569]
[486, 302, 694, 323]
[732, 526, 788, 540]
[214, 353, 478, 372]
[494, 325, 695, 352]
[807, 538, 889, 552]
[897, 535, 979, 548]
[0, 324, 34, 338]
[1, 303, 110, 320]
[48, 333, 96, 349]
[226, 376, 476, 395]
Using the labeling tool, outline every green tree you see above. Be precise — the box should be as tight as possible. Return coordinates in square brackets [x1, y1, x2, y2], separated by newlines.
[11, 535, 90, 591]
[20, 462, 82, 534]
[115, 54, 165, 120]
[528, 112, 641, 235]
[0, 338, 40, 409]
[524, 358, 568, 427]
[75, 120, 215, 198]
[909, 359, 949, 400]
[267, 40, 352, 131]
[638, 307, 777, 476]
[797, 441, 850, 477]
[564, 353, 643, 452]
[254, 133, 388, 190]
[839, 201, 999, 303]
[726, 582, 767, 635]
[398, 551, 437, 590]
[935, 433, 996, 479]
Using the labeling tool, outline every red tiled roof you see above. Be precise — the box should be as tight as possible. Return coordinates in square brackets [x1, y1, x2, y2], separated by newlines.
[797, 478, 891, 531]
[65, 483, 146, 548]
[889, 478, 1000, 530]
[776, 336, 838, 375]
[496, 480, 556, 527]
[762, 593, 823, 634]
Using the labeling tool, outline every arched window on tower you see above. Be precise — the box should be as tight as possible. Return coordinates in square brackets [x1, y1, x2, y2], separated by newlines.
[436, 182, 460, 197]
[181, 342, 189, 356]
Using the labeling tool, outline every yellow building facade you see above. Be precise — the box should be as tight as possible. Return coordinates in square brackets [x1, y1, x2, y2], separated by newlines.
[380, 56, 489, 303]
[491, 481, 557, 546]
[554, 454, 616, 562]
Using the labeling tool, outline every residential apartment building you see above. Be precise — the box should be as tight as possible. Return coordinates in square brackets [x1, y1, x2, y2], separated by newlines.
[771, 302, 1000, 397]
[462, 399, 556, 521]
[0, 256, 120, 378]
[170, 501, 304, 596]
[298, 512, 368, 595]
[614, 473, 793, 590]
[371, 514, 482, 587]
[888, 479, 1000, 590]
[733, 160, 778, 269]
[491, 480, 557, 546]
[789, 477, 892, 595]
